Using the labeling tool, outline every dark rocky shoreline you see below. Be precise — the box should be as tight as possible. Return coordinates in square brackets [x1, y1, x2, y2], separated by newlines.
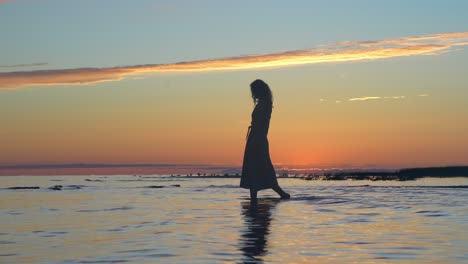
[303, 166, 468, 181]
[166, 166, 468, 181]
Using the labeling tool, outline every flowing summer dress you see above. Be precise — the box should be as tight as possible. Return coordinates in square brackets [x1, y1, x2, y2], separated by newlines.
[240, 100, 278, 190]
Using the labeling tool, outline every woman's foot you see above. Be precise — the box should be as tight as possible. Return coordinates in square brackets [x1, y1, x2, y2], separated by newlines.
[273, 186, 290, 199]
[279, 191, 290, 199]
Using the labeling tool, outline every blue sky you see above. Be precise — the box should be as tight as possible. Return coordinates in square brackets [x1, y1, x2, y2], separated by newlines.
[2, 0, 467, 69]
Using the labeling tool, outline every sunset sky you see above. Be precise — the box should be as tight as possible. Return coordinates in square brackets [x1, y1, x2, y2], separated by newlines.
[1, 0, 468, 174]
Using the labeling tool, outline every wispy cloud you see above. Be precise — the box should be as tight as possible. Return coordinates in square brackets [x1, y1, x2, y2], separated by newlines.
[0, 62, 48, 68]
[383, 96, 405, 99]
[322, 94, 429, 104]
[348, 96, 382, 101]
[1, 32, 467, 89]
[348, 96, 405, 102]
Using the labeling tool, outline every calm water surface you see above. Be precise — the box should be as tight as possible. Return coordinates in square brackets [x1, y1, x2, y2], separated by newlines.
[1, 176, 467, 263]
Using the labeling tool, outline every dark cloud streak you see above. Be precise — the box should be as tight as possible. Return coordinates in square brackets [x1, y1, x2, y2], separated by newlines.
[0, 62, 48, 68]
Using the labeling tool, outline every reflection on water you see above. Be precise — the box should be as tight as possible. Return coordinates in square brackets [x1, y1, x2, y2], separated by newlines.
[0, 176, 467, 263]
[240, 199, 279, 263]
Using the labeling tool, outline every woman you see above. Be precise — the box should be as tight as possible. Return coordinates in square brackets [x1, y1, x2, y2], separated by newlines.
[240, 79, 290, 202]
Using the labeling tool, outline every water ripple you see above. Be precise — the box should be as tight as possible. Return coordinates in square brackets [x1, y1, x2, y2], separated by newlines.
[0, 176, 466, 263]
[76, 206, 134, 213]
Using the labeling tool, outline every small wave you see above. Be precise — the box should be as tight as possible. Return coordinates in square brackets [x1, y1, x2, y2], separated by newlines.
[425, 214, 448, 217]
[48, 185, 87, 191]
[104, 206, 134, 211]
[76, 206, 134, 213]
[5, 186, 40, 190]
[415, 210, 441, 214]
[50, 231, 68, 234]
[105, 228, 125, 232]
[153, 231, 171, 235]
[145, 253, 177, 258]
[207, 185, 238, 188]
[35, 231, 68, 238]
[335, 241, 375, 245]
[415, 210, 448, 217]
[240, 195, 351, 205]
[0, 254, 17, 257]
[115, 249, 155, 254]
[85, 179, 104, 182]
[44, 208, 61, 212]
[78, 260, 129, 263]
[353, 212, 380, 216]
[4, 211, 22, 215]
[348, 218, 372, 223]
[143, 184, 180, 188]
[422, 185, 468, 188]
[314, 198, 351, 205]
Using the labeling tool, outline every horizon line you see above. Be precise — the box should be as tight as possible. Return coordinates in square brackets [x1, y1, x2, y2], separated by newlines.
[1, 163, 466, 171]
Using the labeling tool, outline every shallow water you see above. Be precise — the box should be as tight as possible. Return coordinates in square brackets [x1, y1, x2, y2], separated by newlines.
[0, 176, 467, 263]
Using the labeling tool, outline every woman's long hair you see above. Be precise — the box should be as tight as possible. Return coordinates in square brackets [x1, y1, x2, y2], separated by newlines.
[250, 79, 273, 107]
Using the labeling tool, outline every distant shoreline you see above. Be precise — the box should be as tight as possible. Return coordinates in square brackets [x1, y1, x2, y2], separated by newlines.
[300, 166, 468, 181]
[161, 166, 468, 181]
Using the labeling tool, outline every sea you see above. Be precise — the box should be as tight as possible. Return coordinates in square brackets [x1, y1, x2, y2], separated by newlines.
[0, 175, 467, 263]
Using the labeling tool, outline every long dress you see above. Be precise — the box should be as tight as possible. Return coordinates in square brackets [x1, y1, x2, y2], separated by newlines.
[240, 100, 279, 191]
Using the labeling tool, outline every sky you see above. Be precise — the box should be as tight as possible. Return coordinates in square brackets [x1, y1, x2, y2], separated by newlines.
[1, 0, 468, 174]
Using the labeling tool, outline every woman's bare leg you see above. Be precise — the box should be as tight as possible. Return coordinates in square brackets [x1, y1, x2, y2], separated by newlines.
[250, 189, 258, 203]
[273, 185, 290, 199]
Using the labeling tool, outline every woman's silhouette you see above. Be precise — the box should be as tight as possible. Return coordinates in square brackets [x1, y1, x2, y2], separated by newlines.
[240, 79, 290, 202]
